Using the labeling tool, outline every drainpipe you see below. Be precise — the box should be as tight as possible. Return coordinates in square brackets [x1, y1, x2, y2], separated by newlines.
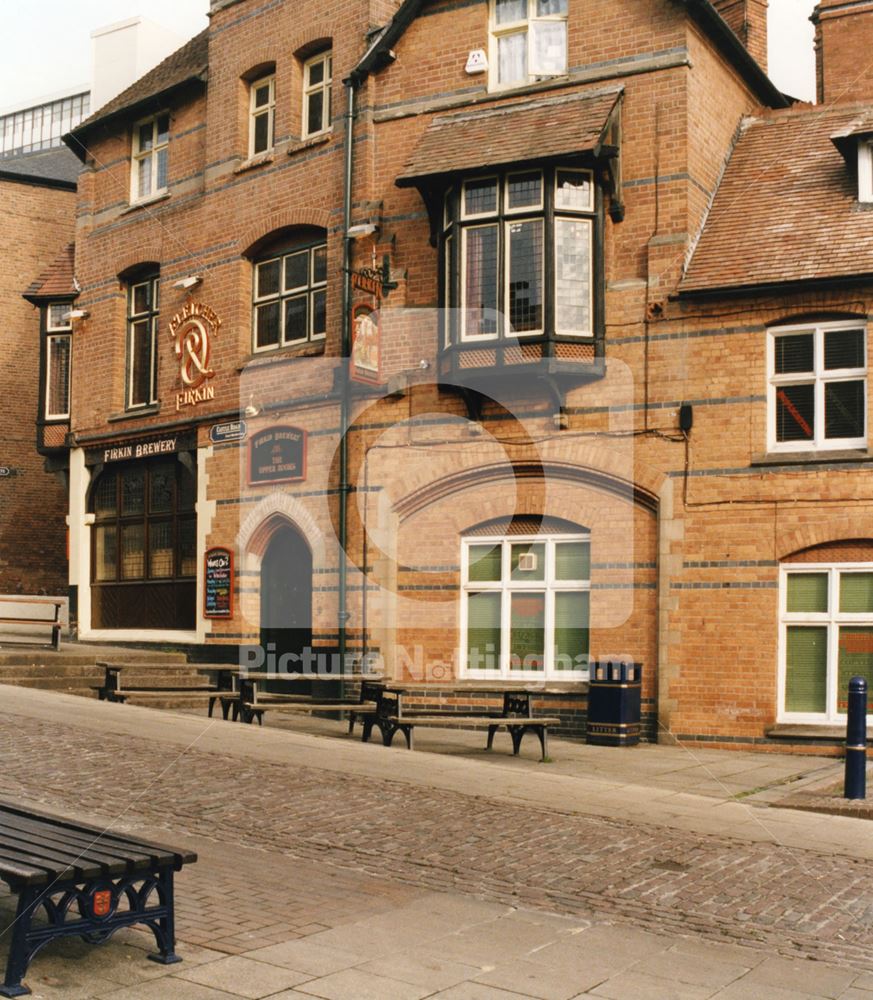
[338, 79, 358, 693]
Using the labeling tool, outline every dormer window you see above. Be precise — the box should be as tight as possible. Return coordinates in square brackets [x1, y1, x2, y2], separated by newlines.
[858, 140, 873, 203]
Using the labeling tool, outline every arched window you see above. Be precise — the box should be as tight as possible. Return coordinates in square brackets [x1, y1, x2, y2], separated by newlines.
[249, 227, 327, 352]
[461, 516, 590, 679]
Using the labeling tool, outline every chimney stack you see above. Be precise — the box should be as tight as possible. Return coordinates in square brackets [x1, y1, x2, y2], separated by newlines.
[711, 0, 769, 71]
[813, 0, 873, 104]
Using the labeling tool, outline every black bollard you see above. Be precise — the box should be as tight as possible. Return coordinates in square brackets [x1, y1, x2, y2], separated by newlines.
[844, 675, 867, 800]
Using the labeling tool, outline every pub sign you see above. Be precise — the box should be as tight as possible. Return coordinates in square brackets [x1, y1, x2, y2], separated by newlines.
[248, 426, 307, 484]
[204, 547, 234, 619]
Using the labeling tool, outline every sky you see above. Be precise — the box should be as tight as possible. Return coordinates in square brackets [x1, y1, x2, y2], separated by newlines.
[0, 0, 818, 112]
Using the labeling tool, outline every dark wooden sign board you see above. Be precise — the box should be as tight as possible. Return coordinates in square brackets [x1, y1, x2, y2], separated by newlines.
[204, 546, 234, 619]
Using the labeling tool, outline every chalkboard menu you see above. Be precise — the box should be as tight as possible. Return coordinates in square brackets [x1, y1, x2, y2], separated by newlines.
[204, 547, 234, 619]
[248, 425, 307, 484]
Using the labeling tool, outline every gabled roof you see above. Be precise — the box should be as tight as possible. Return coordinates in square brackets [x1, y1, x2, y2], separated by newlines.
[64, 30, 209, 161]
[681, 105, 873, 295]
[353, 0, 787, 108]
[23, 244, 78, 304]
[397, 87, 622, 184]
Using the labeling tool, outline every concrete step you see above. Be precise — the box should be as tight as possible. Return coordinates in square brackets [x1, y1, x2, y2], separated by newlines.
[122, 694, 219, 711]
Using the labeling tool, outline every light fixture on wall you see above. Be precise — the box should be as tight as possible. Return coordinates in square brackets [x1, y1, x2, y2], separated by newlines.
[173, 274, 203, 290]
[347, 223, 379, 239]
[243, 393, 261, 418]
[65, 309, 90, 321]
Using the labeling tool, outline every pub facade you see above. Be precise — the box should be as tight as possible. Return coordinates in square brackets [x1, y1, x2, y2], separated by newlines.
[55, 0, 873, 748]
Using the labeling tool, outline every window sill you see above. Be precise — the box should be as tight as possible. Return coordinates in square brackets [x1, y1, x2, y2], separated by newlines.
[238, 340, 326, 371]
[750, 449, 872, 467]
[235, 152, 275, 174]
[414, 680, 589, 695]
[108, 405, 161, 423]
[486, 74, 572, 99]
[767, 723, 870, 741]
[121, 192, 170, 215]
[287, 132, 332, 157]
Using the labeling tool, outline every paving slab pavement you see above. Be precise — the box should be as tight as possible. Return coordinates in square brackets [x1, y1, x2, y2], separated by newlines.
[0, 685, 872, 998]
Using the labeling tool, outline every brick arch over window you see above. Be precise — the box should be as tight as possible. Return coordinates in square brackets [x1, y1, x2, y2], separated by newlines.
[237, 492, 326, 571]
[782, 538, 873, 563]
[116, 254, 162, 283]
[779, 518, 873, 560]
[288, 26, 341, 57]
[238, 58, 276, 83]
[396, 461, 658, 522]
[463, 515, 589, 536]
[239, 211, 332, 259]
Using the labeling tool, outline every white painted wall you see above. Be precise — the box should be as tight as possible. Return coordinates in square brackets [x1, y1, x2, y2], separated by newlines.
[90, 16, 185, 116]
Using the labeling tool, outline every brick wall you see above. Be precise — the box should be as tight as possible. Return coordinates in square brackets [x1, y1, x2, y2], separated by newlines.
[0, 177, 74, 594]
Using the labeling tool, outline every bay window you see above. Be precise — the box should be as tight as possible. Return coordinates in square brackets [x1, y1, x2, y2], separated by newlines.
[768, 321, 867, 451]
[490, 0, 569, 89]
[45, 303, 72, 420]
[462, 533, 590, 679]
[781, 564, 873, 721]
[443, 167, 595, 344]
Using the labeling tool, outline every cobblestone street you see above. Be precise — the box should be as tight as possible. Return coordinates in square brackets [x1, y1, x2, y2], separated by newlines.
[1, 687, 873, 1000]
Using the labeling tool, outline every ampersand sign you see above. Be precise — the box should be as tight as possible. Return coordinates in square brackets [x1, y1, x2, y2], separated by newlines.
[173, 317, 215, 389]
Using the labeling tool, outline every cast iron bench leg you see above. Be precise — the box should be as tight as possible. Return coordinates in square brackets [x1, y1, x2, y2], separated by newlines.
[486, 725, 498, 751]
[146, 868, 181, 966]
[537, 726, 548, 761]
[508, 725, 524, 756]
[1, 886, 37, 997]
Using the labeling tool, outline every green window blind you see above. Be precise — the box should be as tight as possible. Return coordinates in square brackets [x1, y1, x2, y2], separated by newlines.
[509, 592, 545, 671]
[555, 541, 590, 581]
[840, 573, 873, 614]
[785, 626, 828, 713]
[786, 573, 828, 613]
[467, 592, 501, 670]
[837, 626, 873, 713]
[554, 591, 589, 671]
[468, 544, 502, 583]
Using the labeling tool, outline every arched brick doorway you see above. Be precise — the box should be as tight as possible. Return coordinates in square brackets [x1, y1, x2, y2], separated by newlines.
[259, 522, 312, 668]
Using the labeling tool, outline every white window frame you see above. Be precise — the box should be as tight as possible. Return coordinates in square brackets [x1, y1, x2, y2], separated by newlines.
[302, 51, 332, 138]
[504, 170, 544, 214]
[858, 140, 873, 203]
[252, 243, 327, 353]
[45, 303, 72, 421]
[488, 0, 569, 92]
[249, 75, 276, 157]
[767, 320, 868, 453]
[130, 113, 169, 203]
[779, 562, 873, 723]
[460, 533, 590, 680]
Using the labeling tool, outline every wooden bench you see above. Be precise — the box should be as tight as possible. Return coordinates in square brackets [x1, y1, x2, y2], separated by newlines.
[0, 799, 196, 998]
[237, 675, 384, 727]
[93, 663, 236, 718]
[0, 599, 63, 651]
[370, 690, 560, 761]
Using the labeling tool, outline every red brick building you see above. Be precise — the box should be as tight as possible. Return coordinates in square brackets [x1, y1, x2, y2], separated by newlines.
[1, 121, 83, 597]
[59, 0, 873, 749]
